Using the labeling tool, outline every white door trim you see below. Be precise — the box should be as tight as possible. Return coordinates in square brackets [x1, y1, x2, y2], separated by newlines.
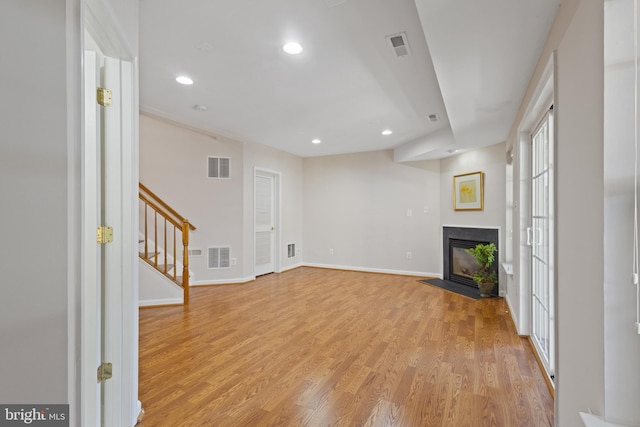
[103, 54, 124, 426]
[81, 50, 101, 427]
[254, 167, 282, 276]
[516, 52, 555, 336]
[81, 12, 139, 427]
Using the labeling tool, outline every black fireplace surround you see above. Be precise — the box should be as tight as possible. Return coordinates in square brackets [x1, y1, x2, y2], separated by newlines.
[443, 226, 499, 296]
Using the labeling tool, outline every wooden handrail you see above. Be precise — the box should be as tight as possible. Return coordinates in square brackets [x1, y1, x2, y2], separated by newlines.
[139, 182, 193, 305]
[182, 219, 190, 305]
[139, 193, 182, 228]
[139, 183, 196, 231]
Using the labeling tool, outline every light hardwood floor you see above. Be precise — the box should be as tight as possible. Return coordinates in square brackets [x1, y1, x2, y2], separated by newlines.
[139, 267, 553, 427]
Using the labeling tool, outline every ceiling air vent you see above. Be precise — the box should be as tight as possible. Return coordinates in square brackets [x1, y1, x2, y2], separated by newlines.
[387, 32, 411, 57]
[428, 113, 439, 122]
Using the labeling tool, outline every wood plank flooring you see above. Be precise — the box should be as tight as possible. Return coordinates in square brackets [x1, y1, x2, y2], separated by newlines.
[139, 267, 553, 427]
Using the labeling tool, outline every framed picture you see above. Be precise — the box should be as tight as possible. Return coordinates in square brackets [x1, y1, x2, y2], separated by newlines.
[453, 171, 484, 211]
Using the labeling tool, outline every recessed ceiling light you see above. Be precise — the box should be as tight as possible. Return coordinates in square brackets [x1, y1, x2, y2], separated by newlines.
[283, 42, 303, 55]
[311, 139, 322, 144]
[381, 129, 393, 136]
[447, 149, 458, 154]
[176, 76, 194, 85]
[193, 105, 208, 112]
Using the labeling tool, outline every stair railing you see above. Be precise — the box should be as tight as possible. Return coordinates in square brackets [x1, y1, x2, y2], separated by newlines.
[139, 183, 196, 305]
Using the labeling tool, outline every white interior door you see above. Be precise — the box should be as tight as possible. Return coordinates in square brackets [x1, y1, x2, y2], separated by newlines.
[254, 170, 279, 276]
[529, 108, 555, 379]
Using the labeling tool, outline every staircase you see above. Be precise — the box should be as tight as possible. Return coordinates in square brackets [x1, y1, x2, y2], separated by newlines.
[139, 183, 195, 305]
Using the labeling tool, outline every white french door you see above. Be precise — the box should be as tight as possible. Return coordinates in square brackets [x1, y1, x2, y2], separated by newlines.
[529, 107, 555, 379]
[254, 169, 280, 276]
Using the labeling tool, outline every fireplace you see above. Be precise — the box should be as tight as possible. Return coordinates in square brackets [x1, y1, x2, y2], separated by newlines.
[443, 226, 499, 295]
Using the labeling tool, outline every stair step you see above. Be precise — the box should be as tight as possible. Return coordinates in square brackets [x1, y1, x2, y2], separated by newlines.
[139, 251, 158, 259]
[139, 254, 188, 288]
[157, 264, 175, 273]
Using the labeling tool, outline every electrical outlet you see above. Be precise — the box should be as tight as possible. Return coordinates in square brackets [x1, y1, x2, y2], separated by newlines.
[406, 252, 412, 260]
[329, 248, 334, 255]
[406, 209, 412, 217]
[231, 258, 237, 265]
[424, 206, 429, 214]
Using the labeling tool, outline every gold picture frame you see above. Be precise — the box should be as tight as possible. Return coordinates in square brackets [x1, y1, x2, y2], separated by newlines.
[453, 171, 484, 211]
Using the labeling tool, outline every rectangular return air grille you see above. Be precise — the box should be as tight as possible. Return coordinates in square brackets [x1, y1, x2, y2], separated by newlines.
[387, 32, 411, 57]
[287, 244, 296, 258]
[208, 157, 230, 179]
[208, 247, 231, 269]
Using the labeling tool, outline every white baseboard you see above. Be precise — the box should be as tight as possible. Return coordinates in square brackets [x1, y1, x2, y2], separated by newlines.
[138, 298, 183, 307]
[135, 400, 142, 426]
[504, 293, 522, 335]
[580, 412, 631, 427]
[191, 276, 255, 286]
[281, 262, 303, 272]
[182, 264, 440, 290]
[302, 262, 441, 278]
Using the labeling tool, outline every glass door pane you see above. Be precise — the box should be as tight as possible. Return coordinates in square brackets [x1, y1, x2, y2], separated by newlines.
[531, 109, 555, 379]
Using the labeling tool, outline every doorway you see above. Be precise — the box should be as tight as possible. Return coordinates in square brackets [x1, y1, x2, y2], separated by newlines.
[82, 31, 138, 426]
[254, 168, 281, 276]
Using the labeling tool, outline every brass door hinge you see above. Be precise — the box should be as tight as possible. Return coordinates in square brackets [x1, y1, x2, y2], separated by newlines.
[97, 87, 112, 107]
[97, 226, 113, 244]
[97, 362, 112, 382]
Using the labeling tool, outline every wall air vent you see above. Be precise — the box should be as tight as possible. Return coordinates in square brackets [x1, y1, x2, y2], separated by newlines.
[208, 157, 231, 179]
[387, 32, 411, 57]
[208, 247, 231, 269]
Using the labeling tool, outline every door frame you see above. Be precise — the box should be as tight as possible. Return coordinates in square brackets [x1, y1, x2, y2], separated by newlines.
[516, 53, 556, 336]
[529, 107, 555, 377]
[80, 2, 139, 426]
[515, 52, 557, 389]
[81, 49, 101, 427]
[253, 167, 282, 276]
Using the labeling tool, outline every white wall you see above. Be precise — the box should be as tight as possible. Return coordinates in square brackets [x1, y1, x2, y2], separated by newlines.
[1, 1, 139, 425]
[439, 143, 507, 229]
[140, 114, 245, 283]
[439, 143, 507, 290]
[555, 3, 605, 424]
[139, 262, 183, 306]
[508, 1, 605, 425]
[604, 0, 640, 424]
[140, 114, 305, 285]
[303, 150, 441, 276]
[0, 0, 70, 404]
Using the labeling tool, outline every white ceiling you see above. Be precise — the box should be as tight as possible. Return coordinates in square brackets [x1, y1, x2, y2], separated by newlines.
[139, 0, 561, 161]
